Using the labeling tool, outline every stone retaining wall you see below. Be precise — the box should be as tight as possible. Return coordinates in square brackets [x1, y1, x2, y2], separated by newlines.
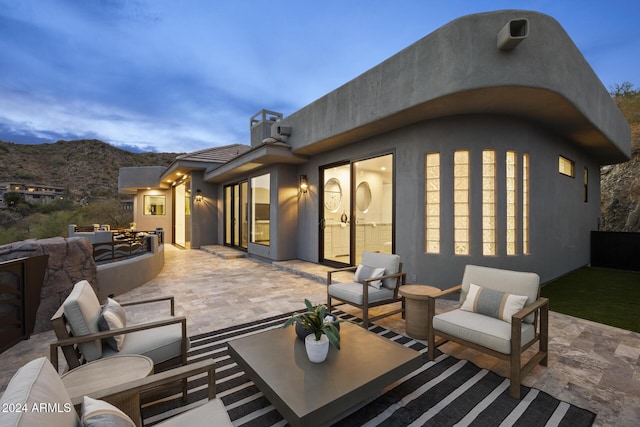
[0, 237, 99, 333]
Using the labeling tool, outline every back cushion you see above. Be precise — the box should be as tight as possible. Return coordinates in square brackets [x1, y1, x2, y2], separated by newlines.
[459, 265, 540, 323]
[0, 357, 79, 427]
[63, 280, 103, 361]
[360, 252, 401, 289]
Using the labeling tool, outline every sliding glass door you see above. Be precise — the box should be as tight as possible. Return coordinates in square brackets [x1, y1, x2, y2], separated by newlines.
[224, 181, 248, 250]
[320, 154, 393, 266]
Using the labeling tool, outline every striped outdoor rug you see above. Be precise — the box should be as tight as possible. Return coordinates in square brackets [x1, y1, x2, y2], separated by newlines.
[141, 311, 596, 426]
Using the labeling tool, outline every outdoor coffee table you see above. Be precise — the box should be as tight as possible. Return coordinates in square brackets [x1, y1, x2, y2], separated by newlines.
[228, 322, 422, 427]
[61, 354, 154, 426]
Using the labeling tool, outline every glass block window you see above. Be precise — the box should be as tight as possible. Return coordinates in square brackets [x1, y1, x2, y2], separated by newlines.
[482, 150, 496, 256]
[506, 151, 517, 255]
[425, 153, 440, 254]
[583, 167, 588, 203]
[523, 153, 530, 255]
[454, 151, 470, 255]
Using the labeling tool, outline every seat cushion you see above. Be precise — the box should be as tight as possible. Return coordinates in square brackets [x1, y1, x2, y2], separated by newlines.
[360, 252, 401, 289]
[156, 398, 232, 427]
[63, 280, 103, 362]
[0, 357, 79, 427]
[433, 309, 536, 354]
[102, 322, 189, 365]
[328, 282, 395, 306]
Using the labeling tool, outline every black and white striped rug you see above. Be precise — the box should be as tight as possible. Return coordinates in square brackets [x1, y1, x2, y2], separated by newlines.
[141, 310, 596, 426]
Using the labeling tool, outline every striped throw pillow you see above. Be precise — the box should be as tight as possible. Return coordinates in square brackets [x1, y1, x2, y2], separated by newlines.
[460, 283, 528, 323]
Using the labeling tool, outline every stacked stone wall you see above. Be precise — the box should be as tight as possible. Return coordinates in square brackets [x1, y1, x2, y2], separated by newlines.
[0, 237, 99, 333]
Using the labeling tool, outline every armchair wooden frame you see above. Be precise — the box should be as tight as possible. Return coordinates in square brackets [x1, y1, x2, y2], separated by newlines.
[71, 359, 230, 426]
[327, 263, 406, 328]
[426, 285, 549, 399]
[50, 295, 188, 373]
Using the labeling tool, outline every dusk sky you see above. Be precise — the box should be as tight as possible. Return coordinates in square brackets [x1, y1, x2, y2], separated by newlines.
[1, 1, 638, 153]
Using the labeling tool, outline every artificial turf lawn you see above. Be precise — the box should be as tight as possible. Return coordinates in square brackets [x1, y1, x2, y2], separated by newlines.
[541, 266, 640, 333]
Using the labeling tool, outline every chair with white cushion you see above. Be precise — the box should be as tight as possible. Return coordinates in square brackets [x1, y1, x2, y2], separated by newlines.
[50, 280, 189, 374]
[426, 265, 549, 398]
[327, 252, 406, 327]
[0, 357, 232, 427]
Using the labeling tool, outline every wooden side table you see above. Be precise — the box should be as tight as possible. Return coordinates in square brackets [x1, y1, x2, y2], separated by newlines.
[398, 284, 440, 339]
[61, 354, 154, 426]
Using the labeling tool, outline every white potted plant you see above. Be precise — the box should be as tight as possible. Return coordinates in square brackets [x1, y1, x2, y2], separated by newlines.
[283, 299, 343, 363]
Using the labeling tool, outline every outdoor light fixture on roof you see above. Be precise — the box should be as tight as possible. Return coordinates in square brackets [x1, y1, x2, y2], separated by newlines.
[195, 189, 203, 203]
[299, 175, 308, 194]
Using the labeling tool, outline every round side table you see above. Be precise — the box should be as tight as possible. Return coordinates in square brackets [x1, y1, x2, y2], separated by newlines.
[398, 284, 440, 339]
[61, 354, 153, 425]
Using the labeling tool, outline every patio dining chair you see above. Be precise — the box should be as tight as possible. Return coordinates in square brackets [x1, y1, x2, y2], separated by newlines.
[327, 252, 406, 327]
[50, 280, 189, 375]
[426, 265, 549, 398]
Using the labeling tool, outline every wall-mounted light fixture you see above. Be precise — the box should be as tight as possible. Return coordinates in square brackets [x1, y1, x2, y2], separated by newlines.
[195, 189, 203, 203]
[299, 175, 308, 194]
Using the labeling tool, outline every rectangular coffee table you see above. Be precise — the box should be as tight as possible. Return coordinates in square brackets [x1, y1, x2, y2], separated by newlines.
[228, 322, 422, 427]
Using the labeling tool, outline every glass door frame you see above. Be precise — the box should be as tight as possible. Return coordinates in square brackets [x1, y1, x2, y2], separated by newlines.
[320, 162, 352, 268]
[319, 152, 395, 267]
[224, 181, 248, 251]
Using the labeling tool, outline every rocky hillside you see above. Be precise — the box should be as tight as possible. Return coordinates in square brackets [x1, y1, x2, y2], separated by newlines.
[601, 123, 640, 231]
[600, 88, 640, 232]
[0, 139, 180, 201]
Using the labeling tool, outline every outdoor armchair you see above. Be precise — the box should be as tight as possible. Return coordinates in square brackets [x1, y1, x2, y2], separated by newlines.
[426, 265, 549, 399]
[50, 280, 189, 374]
[0, 357, 232, 427]
[327, 252, 406, 327]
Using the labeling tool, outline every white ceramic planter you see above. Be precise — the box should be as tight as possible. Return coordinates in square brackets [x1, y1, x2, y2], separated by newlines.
[305, 333, 330, 363]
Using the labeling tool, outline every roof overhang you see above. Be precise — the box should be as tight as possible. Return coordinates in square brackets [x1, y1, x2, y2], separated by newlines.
[294, 86, 630, 164]
[204, 143, 308, 183]
[159, 159, 222, 187]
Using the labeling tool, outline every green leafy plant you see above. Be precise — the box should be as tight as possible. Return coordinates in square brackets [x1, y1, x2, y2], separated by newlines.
[283, 299, 345, 349]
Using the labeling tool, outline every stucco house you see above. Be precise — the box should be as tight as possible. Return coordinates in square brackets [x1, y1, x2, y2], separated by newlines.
[119, 10, 630, 288]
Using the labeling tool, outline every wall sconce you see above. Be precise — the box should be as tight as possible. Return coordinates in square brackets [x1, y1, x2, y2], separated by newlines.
[299, 175, 308, 194]
[195, 189, 203, 203]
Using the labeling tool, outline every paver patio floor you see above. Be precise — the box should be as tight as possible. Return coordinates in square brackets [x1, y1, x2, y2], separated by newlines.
[1, 245, 638, 426]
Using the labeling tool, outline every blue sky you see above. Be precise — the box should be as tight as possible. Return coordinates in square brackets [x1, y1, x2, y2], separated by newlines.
[0, 1, 638, 153]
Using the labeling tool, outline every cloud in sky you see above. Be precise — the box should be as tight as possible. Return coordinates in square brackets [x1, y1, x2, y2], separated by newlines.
[0, 0, 639, 153]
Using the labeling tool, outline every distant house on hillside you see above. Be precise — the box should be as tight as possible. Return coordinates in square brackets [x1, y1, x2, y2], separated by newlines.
[119, 10, 630, 287]
[0, 182, 65, 208]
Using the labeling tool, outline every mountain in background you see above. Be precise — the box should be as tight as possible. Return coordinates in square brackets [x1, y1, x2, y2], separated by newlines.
[1, 124, 638, 233]
[0, 139, 180, 201]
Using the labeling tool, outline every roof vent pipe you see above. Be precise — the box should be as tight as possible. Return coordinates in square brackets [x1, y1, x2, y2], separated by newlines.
[497, 19, 529, 51]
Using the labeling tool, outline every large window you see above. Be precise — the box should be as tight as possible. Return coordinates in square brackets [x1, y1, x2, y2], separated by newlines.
[482, 150, 496, 256]
[453, 151, 470, 255]
[425, 153, 440, 254]
[251, 174, 270, 245]
[144, 195, 165, 215]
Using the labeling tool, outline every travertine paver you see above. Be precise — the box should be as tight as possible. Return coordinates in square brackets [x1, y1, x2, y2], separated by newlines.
[1, 245, 638, 426]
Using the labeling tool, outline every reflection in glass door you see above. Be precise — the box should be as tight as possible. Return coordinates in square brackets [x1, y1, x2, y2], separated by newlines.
[224, 182, 248, 250]
[320, 154, 394, 266]
[321, 164, 351, 265]
[353, 154, 393, 264]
